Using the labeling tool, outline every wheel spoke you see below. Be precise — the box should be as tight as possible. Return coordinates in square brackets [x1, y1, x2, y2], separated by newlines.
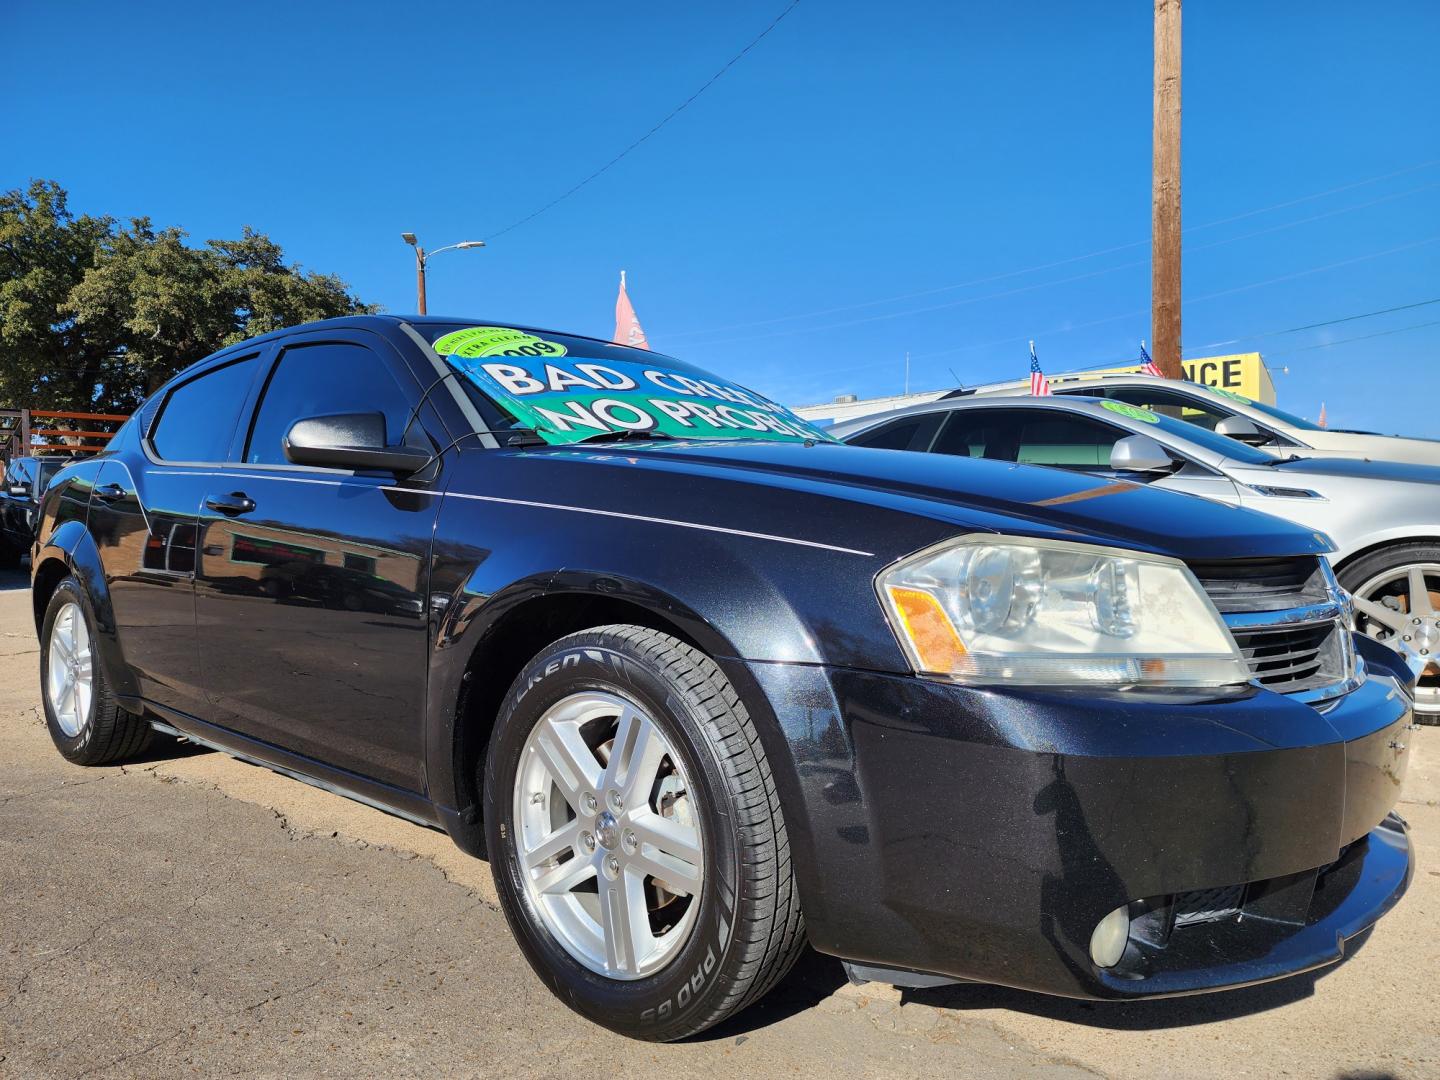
[531, 852, 598, 896]
[522, 819, 582, 867]
[629, 811, 702, 895]
[604, 706, 667, 802]
[1355, 596, 1409, 634]
[50, 633, 71, 667]
[599, 870, 652, 975]
[57, 677, 75, 721]
[1408, 567, 1436, 616]
[531, 723, 603, 810]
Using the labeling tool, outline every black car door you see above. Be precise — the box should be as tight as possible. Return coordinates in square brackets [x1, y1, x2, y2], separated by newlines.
[89, 353, 267, 715]
[192, 328, 442, 792]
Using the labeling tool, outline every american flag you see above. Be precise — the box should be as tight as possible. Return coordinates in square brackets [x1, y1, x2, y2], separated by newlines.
[1029, 341, 1051, 396]
[1139, 341, 1164, 378]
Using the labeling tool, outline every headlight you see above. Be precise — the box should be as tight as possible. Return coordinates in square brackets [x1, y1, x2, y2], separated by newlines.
[877, 535, 1248, 688]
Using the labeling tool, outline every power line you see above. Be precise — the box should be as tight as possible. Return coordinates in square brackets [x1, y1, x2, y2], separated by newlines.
[666, 159, 1440, 341]
[1196, 297, 1440, 350]
[754, 236, 1440, 385]
[691, 232, 1440, 350]
[1266, 318, 1440, 359]
[484, 1, 802, 242]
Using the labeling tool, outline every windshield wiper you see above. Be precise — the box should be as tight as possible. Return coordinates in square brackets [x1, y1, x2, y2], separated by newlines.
[575, 430, 679, 445]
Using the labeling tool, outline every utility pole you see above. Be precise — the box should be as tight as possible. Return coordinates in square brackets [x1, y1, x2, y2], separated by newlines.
[413, 242, 428, 315]
[1152, 0, 1184, 379]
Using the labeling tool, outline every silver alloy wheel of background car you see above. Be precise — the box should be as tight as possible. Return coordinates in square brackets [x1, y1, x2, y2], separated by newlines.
[1353, 563, 1440, 718]
[513, 690, 705, 981]
[46, 600, 94, 737]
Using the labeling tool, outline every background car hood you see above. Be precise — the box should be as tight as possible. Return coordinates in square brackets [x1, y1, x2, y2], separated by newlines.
[542, 439, 1332, 561]
[1256, 454, 1440, 488]
[1295, 429, 1440, 466]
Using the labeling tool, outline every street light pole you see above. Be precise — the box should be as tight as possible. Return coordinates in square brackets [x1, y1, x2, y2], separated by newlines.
[401, 233, 485, 316]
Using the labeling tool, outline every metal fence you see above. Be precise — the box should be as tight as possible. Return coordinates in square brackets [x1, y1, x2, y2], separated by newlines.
[0, 408, 130, 465]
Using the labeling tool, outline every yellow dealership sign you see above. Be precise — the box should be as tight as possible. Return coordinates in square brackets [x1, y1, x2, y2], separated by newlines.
[1054, 352, 1276, 404]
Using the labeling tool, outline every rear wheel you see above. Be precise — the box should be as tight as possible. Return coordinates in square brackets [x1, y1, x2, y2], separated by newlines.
[484, 624, 804, 1041]
[1340, 544, 1440, 723]
[41, 577, 154, 764]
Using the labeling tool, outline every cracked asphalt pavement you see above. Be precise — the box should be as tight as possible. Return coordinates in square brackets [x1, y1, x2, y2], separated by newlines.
[1, 567, 1437, 1079]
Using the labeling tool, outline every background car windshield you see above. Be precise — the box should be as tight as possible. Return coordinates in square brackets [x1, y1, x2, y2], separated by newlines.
[1233, 395, 1324, 431]
[411, 322, 834, 447]
[1131, 405, 1279, 463]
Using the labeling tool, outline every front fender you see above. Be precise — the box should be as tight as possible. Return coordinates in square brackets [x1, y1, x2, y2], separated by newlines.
[35, 519, 139, 703]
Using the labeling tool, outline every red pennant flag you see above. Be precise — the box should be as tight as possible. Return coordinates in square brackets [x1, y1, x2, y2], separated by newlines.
[613, 270, 649, 350]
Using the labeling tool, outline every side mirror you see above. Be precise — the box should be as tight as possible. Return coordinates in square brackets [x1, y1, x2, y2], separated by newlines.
[1110, 434, 1179, 474]
[283, 413, 431, 475]
[1215, 415, 1271, 446]
[8, 482, 30, 498]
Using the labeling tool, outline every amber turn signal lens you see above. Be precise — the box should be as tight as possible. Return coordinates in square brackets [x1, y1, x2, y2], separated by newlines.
[885, 585, 967, 673]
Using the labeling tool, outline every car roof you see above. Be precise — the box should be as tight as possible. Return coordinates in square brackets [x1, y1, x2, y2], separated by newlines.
[828, 391, 1111, 435]
[204, 315, 668, 363]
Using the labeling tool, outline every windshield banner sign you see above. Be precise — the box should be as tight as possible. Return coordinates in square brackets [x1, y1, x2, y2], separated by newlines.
[434, 327, 835, 446]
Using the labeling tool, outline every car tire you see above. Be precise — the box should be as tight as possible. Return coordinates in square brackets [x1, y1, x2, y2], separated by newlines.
[1339, 544, 1440, 724]
[483, 624, 805, 1041]
[40, 577, 154, 764]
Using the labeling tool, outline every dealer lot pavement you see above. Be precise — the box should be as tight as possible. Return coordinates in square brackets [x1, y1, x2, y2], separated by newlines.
[1, 568, 1436, 1079]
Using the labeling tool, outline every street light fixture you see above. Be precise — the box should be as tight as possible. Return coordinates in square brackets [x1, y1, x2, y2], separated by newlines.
[401, 233, 485, 315]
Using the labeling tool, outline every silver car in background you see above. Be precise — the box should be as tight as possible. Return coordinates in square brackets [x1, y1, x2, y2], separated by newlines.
[974, 374, 1440, 467]
[831, 394, 1440, 719]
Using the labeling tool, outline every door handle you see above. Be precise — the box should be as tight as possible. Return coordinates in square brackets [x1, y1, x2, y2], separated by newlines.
[204, 492, 256, 515]
[93, 483, 126, 502]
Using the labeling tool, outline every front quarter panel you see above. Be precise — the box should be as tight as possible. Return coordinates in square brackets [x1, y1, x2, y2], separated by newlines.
[31, 461, 140, 701]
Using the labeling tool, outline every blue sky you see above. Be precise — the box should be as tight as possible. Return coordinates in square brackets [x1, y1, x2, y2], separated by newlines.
[6, 1, 1438, 432]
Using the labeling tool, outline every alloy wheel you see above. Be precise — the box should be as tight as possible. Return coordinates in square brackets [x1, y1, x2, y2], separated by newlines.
[46, 600, 94, 737]
[1353, 563, 1440, 717]
[512, 690, 704, 980]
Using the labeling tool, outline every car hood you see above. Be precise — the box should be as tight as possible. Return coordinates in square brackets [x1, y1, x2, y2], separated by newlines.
[1253, 454, 1440, 488]
[541, 439, 1331, 561]
[1294, 429, 1440, 466]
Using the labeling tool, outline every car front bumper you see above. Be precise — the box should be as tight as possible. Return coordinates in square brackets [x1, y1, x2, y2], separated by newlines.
[729, 652, 1415, 1000]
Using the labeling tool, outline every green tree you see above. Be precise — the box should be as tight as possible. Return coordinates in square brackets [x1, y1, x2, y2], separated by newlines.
[0, 179, 377, 414]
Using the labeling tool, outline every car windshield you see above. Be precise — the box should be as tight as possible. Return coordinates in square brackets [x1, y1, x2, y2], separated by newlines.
[1086, 401, 1280, 464]
[411, 323, 835, 447]
[1199, 387, 1323, 431]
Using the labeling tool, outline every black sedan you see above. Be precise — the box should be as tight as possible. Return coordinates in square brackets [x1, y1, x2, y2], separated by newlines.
[30, 316, 1415, 1040]
[2, 455, 63, 567]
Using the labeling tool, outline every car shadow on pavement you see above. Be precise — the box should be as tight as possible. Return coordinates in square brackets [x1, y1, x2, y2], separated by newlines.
[697, 925, 1376, 1041]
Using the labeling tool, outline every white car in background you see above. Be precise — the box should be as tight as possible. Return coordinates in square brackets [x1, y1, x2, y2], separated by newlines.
[970, 374, 1440, 467]
[831, 394, 1440, 720]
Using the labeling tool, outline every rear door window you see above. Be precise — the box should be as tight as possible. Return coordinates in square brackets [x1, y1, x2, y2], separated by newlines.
[931, 409, 1027, 461]
[244, 342, 411, 467]
[848, 412, 944, 451]
[1014, 413, 1125, 469]
[150, 356, 260, 462]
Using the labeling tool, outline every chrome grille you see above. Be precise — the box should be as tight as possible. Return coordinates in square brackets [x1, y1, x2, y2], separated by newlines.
[1187, 555, 1328, 614]
[1191, 556, 1357, 701]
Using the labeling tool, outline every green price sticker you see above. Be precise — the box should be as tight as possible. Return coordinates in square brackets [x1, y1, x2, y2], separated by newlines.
[1101, 400, 1160, 424]
[432, 326, 568, 360]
